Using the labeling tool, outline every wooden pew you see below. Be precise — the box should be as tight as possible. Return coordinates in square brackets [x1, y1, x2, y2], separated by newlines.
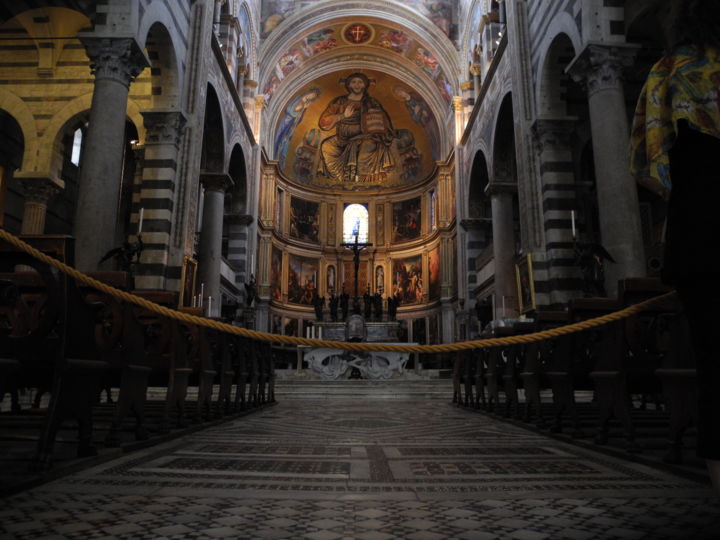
[0, 235, 109, 468]
[570, 297, 638, 450]
[619, 278, 695, 463]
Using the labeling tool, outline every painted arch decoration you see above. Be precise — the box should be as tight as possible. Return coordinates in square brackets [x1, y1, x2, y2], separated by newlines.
[273, 69, 440, 190]
[261, 20, 454, 105]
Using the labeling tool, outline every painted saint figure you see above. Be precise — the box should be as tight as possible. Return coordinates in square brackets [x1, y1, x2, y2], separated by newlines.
[318, 73, 396, 183]
[275, 87, 321, 167]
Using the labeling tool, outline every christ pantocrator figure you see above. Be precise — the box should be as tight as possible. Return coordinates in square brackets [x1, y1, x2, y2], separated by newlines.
[318, 73, 397, 184]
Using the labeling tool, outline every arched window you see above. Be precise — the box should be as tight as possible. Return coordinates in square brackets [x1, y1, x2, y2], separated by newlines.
[343, 203, 368, 244]
[70, 127, 83, 166]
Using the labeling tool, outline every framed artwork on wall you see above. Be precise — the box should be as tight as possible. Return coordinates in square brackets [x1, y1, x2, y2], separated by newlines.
[179, 256, 197, 308]
[515, 254, 536, 314]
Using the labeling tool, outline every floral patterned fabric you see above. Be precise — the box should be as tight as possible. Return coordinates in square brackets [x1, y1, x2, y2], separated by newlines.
[630, 45, 720, 197]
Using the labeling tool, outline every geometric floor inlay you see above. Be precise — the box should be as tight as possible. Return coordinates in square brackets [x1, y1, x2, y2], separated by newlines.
[2, 397, 719, 539]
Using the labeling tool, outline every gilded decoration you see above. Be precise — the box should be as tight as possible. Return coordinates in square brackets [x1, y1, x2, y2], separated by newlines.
[274, 70, 439, 190]
[428, 245, 441, 301]
[270, 246, 283, 301]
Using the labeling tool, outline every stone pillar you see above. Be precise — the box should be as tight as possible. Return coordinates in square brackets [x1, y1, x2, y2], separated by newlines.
[452, 96, 464, 144]
[470, 64, 482, 100]
[532, 117, 581, 306]
[75, 37, 148, 271]
[17, 175, 63, 234]
[253, 95, 265, 141]
[460, 80, 475, 116]
[135, 110, 187, 290]
[197, 173, 233, 318]
[568, 44, 646, 296]
[487, 182, 518, 319]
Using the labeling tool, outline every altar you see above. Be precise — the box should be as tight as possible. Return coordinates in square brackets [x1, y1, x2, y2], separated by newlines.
[302, 346, 413, 380]
[299, 318, 413, 380]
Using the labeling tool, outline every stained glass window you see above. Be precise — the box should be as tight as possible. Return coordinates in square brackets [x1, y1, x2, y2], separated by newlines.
[343, 203, 368, 244]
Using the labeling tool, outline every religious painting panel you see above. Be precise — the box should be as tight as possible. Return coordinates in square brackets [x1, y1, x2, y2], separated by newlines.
[178, 256, 197, 308]
[515, 254, 536, 314]
[270, 246, 283, 301]
[392, 255, 423, 305]
[392, 198, 421, 243]
[289, 196, 320, 243]
[274, 69, 438, 190]
[305, 28, 337, 54]
[428, 245, 441, 301]
[287, 254, 318, 305]
[342, 260, 369, 297]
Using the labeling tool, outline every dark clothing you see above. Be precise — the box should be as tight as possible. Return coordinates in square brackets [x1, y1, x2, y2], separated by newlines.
[666, 121, 720, 459]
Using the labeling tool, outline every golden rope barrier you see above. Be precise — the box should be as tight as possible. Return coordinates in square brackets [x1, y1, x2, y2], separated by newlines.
[0, 228, 677, 354]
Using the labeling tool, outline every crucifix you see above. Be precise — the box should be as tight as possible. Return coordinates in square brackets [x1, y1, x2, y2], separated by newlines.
[340, 231, 373, 313]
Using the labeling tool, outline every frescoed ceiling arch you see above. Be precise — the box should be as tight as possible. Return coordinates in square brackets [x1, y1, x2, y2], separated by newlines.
[258, 3, 459, 104]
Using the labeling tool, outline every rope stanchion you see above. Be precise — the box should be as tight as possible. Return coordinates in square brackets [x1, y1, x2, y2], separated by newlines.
[0, 228, 677, 354]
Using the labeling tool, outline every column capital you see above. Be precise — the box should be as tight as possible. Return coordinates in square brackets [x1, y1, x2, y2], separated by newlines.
[469, 63, 482, 76]
[485, 181, 517, 197]
[566, 43, 640, 96]
[452, 96, 464, 111]
[17, 174, 64, 203]
[531, 116, 578, 152]
[80, 36, 150, 87]
[141, 110, 188, 146]
[200, 172, 233, 193]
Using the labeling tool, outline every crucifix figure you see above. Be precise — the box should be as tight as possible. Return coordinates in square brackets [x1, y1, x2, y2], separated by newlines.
[340, 232, 373, 315]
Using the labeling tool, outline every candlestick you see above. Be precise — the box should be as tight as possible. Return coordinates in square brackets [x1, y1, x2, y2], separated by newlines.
[207, 296, 212, 317]
[571, 210, 576, 239]
[138, 207, 144, 235]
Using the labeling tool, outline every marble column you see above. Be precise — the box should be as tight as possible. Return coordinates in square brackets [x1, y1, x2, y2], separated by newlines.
[197, 172, 233, 318]
[568, 44, 646, 296]
[487, 182, 518, 319]
[17, 175, 63, 234]
[135, 110, 187, 290]
[470, 64, 482, 100]
[75, 37, 148, 271]
[532, 117, 582, 306]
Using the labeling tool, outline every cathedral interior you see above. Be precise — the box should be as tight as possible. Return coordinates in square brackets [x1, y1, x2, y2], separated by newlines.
[1, 0, 719, 538]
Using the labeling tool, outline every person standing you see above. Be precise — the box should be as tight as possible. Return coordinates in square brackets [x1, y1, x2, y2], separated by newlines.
[630, 0, 720, 490]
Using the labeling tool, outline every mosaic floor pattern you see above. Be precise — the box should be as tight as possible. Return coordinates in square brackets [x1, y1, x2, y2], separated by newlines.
[1, 399, 719, 539]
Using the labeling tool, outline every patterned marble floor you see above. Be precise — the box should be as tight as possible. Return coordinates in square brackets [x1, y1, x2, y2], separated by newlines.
[1, 398, 719, 539]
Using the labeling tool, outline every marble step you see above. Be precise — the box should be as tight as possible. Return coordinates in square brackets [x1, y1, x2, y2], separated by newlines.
[274, 379, 452, 400]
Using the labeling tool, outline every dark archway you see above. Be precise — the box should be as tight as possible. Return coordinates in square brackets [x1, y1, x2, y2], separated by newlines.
[0, 109, 24, 232]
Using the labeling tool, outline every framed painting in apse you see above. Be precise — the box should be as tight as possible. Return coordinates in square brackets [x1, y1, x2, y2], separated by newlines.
[179, 256, 197, 308]
[428, 245, 440, 301]
[270, 246, 283, 301]
[289, 196, 320, 243]
[392, 255, 423, 305]
[392, 197, 421, 243]
[515, 254, 536, 314]
[288, 254, 318, 305]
